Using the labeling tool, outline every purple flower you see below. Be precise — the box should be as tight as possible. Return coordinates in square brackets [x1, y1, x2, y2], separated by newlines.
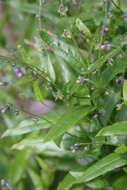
[11, 48, 16, 53]
[17, 72, 23, 78]
[1, 105, 6, 113]
[82, 30, 87, 35]
[73, 0, 78, 6]
[104, 27, 109, 31]
[93, 114, 98, 119]
[124, 14, 127, 21]
[100, 45, 105, 50]
[116, 77, 124, 84]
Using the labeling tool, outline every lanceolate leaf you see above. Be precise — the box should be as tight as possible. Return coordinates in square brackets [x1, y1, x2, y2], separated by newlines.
[123, 80, 127, 102]
[57, 152, 127, 190]
[97, 57, 126, 88]
[89, 49, 120, 72]
[39, 30, 86, 73]
[96, 121, 127, 136]
[33, 81, 44, 103]
[44, 106, 92, 142]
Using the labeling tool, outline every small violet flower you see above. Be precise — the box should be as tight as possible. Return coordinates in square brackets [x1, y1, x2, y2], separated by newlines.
[124, 14, 127, 21]
[100, 45, 105, 50]
[104, 27, 109, 32]
[73, 0, 78, 6]
[82, 30, 87, 35]
[76, 76, 82, 84]
[93, 114, 98, 119]
[1, 105, 6, 113]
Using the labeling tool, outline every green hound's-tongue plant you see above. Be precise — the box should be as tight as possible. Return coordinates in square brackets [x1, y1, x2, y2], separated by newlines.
[1, 0, 127, 190]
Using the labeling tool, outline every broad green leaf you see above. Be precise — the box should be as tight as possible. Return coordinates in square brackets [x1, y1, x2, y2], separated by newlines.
[76, 18, 91, 38]
[96, 121, 127, 136]
[123, 80, 127, 102]
[33, 81, 44, 103]
[57, 152, 127, 190]
[44, 106, 92, 142]
[39, 30, 86, 73]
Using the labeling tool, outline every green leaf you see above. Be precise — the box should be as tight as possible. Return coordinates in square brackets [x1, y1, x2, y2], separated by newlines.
[96, 121, 127, 136]
[115, 143, 127, 154]
[39, 30, 85, 74]
[45, 51, 56, 81]
[86, 178, 106, 189]
[57, 152, 127, 190]
[7, 0, 60, 24]
[18, 44, 35, 68]
[123, 80, 127, 102]
[7, 150, 29, 185]
[75, 18, 91, 38]
[44, 106, 92, 142]
[1, 118, 52, 137]
[88, 49, 120, 72]
[97, 57, 126, 88]
[33, 81, 44, 103]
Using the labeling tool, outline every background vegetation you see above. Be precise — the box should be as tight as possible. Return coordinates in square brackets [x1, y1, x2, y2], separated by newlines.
[1, 0, 127, 189]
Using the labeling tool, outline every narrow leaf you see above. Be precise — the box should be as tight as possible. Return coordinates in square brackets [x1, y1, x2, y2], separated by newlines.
[44, 106, 92, 142]
[58, 152, 127, 190]
[96, 121, 127, 136]
[123, 80, 127, 102]
[33, 81, 44, 103]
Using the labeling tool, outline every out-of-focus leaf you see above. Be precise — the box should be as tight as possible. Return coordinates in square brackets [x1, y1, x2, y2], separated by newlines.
[96, 121, 127, 136]
[27, 168, 42, 189]
[1, 117, 54, 137]
[112, 175, 127, 190]
[33, 81, 44, 103]
[7, 150, 29, 185]
[123, 80, 127, 102]
[45, 51, 56, 81]
[44, 106, 92, 142]
[115, 143, 127, 154]
[7, 0, 60, 24]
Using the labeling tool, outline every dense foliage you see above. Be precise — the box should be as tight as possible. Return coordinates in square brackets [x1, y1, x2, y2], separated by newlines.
[1, 0, 127, 189]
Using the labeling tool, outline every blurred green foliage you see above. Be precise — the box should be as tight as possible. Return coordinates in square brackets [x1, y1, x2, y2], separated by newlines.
[1, 0, 127, 189]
